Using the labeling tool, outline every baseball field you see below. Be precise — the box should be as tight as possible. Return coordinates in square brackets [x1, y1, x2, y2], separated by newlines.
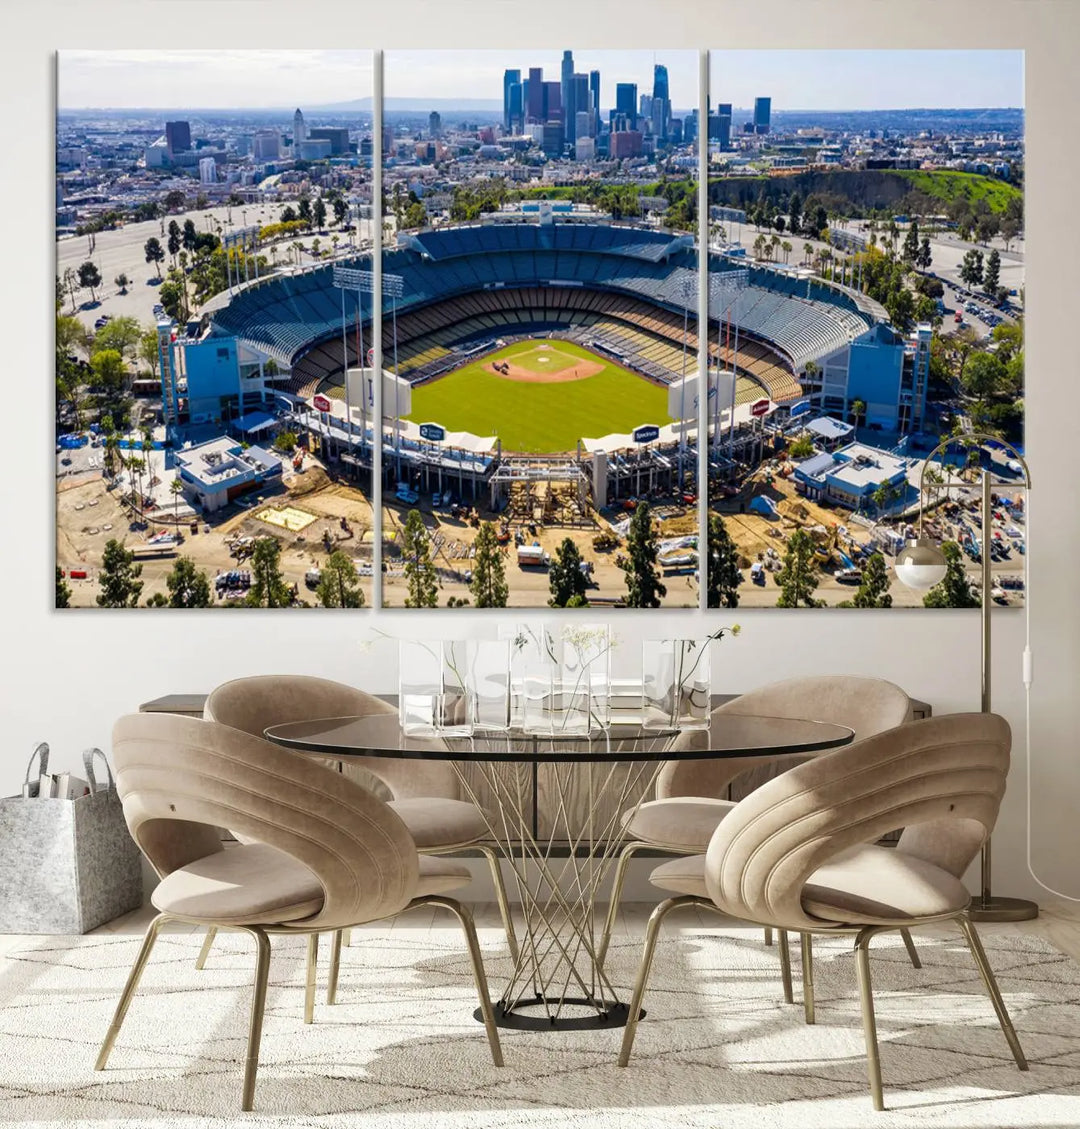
[403, 339, 675, 453]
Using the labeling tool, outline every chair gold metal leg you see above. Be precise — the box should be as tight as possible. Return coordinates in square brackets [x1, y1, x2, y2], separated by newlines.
[618, 895, 697, 1067]
[777, 929, 794, 1005]
[764, 926, 774, 947]
[900, 927, 922, 970]
[195, 926, 217, 970]
[855, 927, 885, 1112]
[239, 927, 272, 1113]
[421, 896, 503, 1066]
[800, 933, 815, 1024]
[326, 929, 343, 1005]
[477, 843, 519, 963]
[95, 913, 167, 1071]
[598, 841, 650, 970]
[956, 912, 1028, 1071]
[342, 928, 352, 947]
[304, 933, 319, 1024]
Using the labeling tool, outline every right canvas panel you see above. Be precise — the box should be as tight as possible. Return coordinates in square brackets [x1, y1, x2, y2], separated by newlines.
[706, 50, 1025, 610]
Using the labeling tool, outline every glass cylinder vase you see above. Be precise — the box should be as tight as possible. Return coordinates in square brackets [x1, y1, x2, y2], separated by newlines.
[398, 639, 473, 737]
[469, 639, 511, 731]
[641, 638, 712, 731]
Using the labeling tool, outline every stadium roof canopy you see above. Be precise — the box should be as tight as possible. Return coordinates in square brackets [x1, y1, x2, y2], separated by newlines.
[205, 222, 890, 375]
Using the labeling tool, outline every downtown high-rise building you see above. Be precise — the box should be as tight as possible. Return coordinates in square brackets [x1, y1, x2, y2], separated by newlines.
[293, 107, 306, 149]
[652, 63, 671, 141]
[429, 111, 442, 139]
[543, 81, 562, 124]
[571, 73, 590, 140]
[164, 120, 191, 157]
[716, 102, 732, 149]
[503, 69, 522, 133]
[561, 50, 575, 140]
[754, 96, 771, 135]
[526, 67, 544, 123]
[615, 82, 637, 129]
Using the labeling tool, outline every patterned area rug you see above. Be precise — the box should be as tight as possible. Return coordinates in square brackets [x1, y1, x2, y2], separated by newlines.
[1, 925, 1078, 1127]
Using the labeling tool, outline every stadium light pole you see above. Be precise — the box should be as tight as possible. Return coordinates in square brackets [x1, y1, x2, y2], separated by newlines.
[333, 266, 405, 480]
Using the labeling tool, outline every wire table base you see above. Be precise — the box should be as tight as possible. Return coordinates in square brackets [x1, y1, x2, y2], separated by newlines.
[448, 734, 672, 1031]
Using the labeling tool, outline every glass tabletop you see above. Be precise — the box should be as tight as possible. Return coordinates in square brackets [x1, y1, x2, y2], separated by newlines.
[264, 712, 855, 763]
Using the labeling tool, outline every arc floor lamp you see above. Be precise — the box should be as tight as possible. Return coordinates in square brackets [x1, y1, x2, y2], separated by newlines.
[895, 430, 1038, 923]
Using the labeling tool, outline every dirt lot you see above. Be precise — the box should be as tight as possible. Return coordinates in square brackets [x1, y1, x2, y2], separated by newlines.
[56, 465, 375, 608]
[381, 495, 700, 609]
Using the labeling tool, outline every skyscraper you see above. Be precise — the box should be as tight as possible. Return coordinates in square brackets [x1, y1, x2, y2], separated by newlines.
[543, 81, 562, 124]
[589, 70, 600, 114]
[718, 102, 732, 150]
[164, 120, 191, 157]
[503, 69, 521, 133]
[572, 74, 590, 140]
[561, 51, 576, 142]
[526, 67, 544, 123]
[615, 83, 637, 129]
[652, 64, 669, 103]
[754, 96, 771, 135]
[508, 80, 523, 134]
[429, 111, 442, 139]
[293, 108, 306, 149]
[652, 63, 671, 141]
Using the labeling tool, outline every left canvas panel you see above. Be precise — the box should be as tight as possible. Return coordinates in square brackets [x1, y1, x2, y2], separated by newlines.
[56, 50, 376, 608]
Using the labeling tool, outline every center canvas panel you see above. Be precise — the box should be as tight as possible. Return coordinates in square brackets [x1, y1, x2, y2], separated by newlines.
[380, 49, 701, 609]
[56, 50, 376, 609]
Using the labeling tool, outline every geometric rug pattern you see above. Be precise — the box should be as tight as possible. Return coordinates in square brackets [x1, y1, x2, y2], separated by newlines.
[1, 925, 1079, 1128]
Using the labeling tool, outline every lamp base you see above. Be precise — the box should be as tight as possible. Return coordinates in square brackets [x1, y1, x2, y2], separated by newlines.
[969, 896, 1039, 923]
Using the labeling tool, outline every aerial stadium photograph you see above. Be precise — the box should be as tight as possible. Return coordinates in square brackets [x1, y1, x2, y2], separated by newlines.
[55, 50, 377, 609]
[377, 49, 703, 609]
[702, 49, 1026, 610]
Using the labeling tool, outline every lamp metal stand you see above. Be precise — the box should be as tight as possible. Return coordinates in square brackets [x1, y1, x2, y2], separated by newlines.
[969, 464, 1038, 923]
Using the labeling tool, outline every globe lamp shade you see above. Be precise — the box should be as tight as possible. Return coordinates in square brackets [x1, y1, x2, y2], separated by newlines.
[895, 538, 948, 590]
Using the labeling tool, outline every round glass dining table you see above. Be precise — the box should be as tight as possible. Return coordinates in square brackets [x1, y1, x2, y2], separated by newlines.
[265, 711, 854, 1032]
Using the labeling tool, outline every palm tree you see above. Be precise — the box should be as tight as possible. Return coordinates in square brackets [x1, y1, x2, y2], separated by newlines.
[170, 477, 184, 527]
[769, 234, 781, 261]
[753, 234, 766, 260]
[803, 241, 813, 267]
[781, 240, 792, 264]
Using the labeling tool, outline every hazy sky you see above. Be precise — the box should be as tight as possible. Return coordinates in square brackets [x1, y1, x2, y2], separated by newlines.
[710, 50, 1023, 111]
[58, 48, 1023, 112]
[58, 50, 373, 110]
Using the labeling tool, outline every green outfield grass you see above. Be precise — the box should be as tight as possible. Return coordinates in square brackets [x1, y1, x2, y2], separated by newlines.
[405, 339, 674, 453]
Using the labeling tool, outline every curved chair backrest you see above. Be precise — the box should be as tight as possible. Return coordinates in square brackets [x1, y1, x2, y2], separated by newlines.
[112, 713, 419, 931]
[205, 675, 458, 801]
[657, 675, 912, 800]
[702, 713, 1010, 932]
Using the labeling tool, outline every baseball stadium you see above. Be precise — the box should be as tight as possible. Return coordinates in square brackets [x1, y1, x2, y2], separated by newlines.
[189, 208, 917, 604]
[201, 209, 899, 505]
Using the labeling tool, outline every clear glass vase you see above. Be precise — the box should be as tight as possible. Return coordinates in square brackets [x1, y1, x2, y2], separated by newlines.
[399, 639, 473, 737]
[641, 638, 712, 731]
[520, 624, 611, 736]
[469, 639, 511, 731]
[499, 623, 555, 728]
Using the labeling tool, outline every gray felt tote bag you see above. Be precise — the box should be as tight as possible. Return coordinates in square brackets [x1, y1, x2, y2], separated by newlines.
[0, 744, 143, 933]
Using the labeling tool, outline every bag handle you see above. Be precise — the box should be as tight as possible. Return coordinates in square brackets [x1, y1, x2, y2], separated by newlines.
[82, 748, 115, 793]
[24, 742, 49, 785]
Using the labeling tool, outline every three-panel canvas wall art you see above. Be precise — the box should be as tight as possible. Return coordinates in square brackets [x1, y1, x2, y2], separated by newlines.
[55, 49, 1025, 610]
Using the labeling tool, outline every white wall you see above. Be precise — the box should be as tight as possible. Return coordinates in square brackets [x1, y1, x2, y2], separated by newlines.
[4, 0, 1079, 905]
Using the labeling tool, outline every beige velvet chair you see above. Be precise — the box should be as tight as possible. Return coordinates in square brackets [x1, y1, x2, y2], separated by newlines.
[599, 675, 917, 1009]
[198, 675, 518, 999]
[617, 713, 1027, 1112]
[97, 713, 502, 1111]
